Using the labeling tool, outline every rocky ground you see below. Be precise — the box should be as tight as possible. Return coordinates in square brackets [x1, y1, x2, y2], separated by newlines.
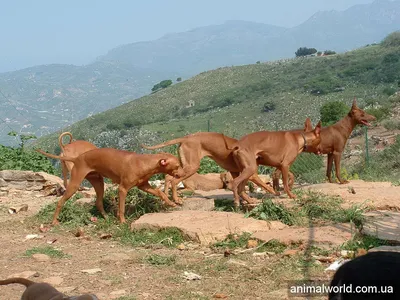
[1, 171, 400, 300]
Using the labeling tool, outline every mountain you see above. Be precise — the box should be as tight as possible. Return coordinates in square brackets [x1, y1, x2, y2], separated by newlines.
[35, 41, 400, 153]
[1, 0, 400, 145]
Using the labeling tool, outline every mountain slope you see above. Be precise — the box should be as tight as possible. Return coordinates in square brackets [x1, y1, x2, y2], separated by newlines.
[35, 42, 400, 152]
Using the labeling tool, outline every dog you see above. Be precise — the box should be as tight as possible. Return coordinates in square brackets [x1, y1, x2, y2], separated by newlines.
[58, 132, 98, 189]
[329, 251, 400, 299]
[0, 277, 98, 300]
[141, 132, 279, 206]
[164, 172, 226, 194]
[227, 120, 322, 206]
[36, 148, 185, 224]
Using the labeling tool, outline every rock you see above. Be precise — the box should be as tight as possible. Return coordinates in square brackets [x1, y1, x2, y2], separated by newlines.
[81, 268, 102, 274]
[183, 271, 201, 280]
[43, 276, 63, 286]
[180, 197, 215, 211]
[253, 224, 353, 247]
[246, 239, 258, 248]
[131, 211, 287, 245]
[32, 254, 51, 262]
[362, 211, 400, 243]
[312, 255, 334, 263]
[177, 243, 186, 251]
[283, 249, 299, 257]
[9, 271, 39, 279]
[340, 250, 354, 258]
[214, 293, 228, 298]
[76, 197, 94, 205]
[8, 204, 28, 214]
[227, 259, 248, 267]
[0, 170, 64, 191]
[109, 289, 127, 299]
[25, 234, 44, 240]
[369, 246, 400, 253]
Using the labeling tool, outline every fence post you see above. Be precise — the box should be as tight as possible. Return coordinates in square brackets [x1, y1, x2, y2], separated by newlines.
[275, 122, 278, 131]
[207, 119, 211, 132]
[365, 126, 369, 168]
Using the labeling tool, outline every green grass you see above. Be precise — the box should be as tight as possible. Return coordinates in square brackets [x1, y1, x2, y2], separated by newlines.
[35, 43, 400, 154]
[341, 234, 390, 251]
[24, 246, 70, 258]
[144, 254, 176, 266]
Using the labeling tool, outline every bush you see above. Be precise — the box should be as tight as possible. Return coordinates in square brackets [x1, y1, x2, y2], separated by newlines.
[320, 101, 349, 126]
[381, 31, 400, 48]
[262, 101, 276, 112]
[197, 157, 225, 174]
[382, 87, 397, 96]
[295, 47, 317, 57]
[365, 106, 390, 122]
[0, 145, 56, 174]
[324, 50, 336, 56]
[151, 79, 173, 92]
[305, 74, 341, 95]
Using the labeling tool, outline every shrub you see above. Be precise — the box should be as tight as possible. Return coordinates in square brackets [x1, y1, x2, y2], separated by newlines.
[151, 79, 173, 92]
[382, 87, 397, 96]
[324, 50, 336, 56]
[365, 106, 390, 122]
[295, 47, 317, 57]
[305, 74, 341, 95]
[320, 101, 349, 126]
[197, 157, 225, 174]
[381, 31, 400, 48]
[262, 101, 276, 112]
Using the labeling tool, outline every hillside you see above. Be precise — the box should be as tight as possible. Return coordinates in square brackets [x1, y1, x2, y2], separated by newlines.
[2, 0, 400, 145]
[36, 40, 400, 152]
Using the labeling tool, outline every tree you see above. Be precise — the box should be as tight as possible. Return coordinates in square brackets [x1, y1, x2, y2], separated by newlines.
[151, 79, 173, 92]
[262, 101, 276, 113]
[295, 47, 317, 57]
[176, 77, 182, 82]
[324, 50, 336, 56]
[320, 101, 349, 126]
[382, 31, 400, 48]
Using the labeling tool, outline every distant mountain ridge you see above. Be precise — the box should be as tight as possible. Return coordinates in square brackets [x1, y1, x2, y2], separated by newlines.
[1, 0, 399, 145]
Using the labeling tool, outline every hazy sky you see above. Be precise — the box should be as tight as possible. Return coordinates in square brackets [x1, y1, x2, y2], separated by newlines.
[0, 0, 374, 73]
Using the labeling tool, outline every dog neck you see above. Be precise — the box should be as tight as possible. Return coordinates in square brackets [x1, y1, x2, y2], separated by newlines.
[300, 132, 307, 152]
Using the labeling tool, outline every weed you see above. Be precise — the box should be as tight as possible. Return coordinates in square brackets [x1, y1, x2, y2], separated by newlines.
[144, 254, 176, 266]
[24, 246, 70, 258]
[245, 198, 295, 225]
[121, 227, 185, 248]
[341, 234, 390, 251]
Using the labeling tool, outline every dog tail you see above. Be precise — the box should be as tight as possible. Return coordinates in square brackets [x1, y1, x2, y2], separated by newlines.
[58, 132, 73, 152]
[36, 149, 76, 162]
[0, 277, 35, 287]
[141, 137, 185, 150]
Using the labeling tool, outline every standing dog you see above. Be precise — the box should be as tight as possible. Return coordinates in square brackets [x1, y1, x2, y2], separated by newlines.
[228, 120, 322, 206]
[0, 277, 98, 299]
[37, 148, 184, 224]
[58, 132, 98, 189]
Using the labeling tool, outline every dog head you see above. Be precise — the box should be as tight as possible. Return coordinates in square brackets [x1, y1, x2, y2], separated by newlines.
[220, 172, 233, 190]
[159, 153, 185, 178]
[349, 97, 376, 126]
[302, 120, 322, 154]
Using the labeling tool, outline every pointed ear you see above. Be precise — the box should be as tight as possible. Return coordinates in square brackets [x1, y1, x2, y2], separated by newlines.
[314, 121, 322, 135]
[159, 159, 168, 166]
[304, 118, 313, 131]
[352, 97, 357, 109]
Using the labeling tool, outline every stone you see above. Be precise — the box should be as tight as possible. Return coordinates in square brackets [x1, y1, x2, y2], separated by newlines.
[9, 271, 39, 279]
[131, 210, 287, 245]
[43, 276, 63, 286]
[109, 289, 127, 299]
[362, 211, 400, 243]
[180, 197, 215, 211]
[0, 170, 64, 191]
[32, 254, 50, 262]
[81, 268, 102, 274]
[246, 239, 258, 248]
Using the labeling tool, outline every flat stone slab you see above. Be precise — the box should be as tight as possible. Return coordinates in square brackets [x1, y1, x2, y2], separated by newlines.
[131, 211, 287, 245]
[253, 223, 354, 246]
[180, 197, 215, 211]
[193, 189, 234, 200]
[362, 211, 400, 243]
[303, 180, 400, 210]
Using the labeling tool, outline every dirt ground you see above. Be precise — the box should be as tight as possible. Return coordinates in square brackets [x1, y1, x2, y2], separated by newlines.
[1, 180, 399, 300]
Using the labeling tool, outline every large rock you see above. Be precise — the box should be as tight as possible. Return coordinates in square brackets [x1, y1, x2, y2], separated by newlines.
[253, 223, 354, 246]
[0, 170, 64, 193]
[362, 211, 400, 243]
[180, 197, 215, 211]
[131, 210, 287, 244]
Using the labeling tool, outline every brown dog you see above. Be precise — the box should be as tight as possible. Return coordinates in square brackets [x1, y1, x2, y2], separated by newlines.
[37, 148, 185, 224]
[228, 120, 322, 205]
[305, 98, 376, 184]
[141, 132, 279, 206]
[58, 132, 98, 189]
[164, 172, 225, 193]
[272, 169, 295, 192]
[0, 277, 98, 299]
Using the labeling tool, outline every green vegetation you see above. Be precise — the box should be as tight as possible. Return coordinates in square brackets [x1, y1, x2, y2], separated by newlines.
[295, 47, 317, 57]
[36, 37, 400, 154]
[152, 79, 173, 92]
[341, 234, 390, 252]
[144, 254, 176, 266]
[24, 246, 70, 258]
[381, 31, 400, 48]
[320, 101, 349, 126]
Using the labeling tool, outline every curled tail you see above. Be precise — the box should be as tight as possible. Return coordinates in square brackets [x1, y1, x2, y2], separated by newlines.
[141, 137, 185, 150]
[58, 132, 73, 152]
[36, 149, 76, 162]
[0, 277, 35, 287]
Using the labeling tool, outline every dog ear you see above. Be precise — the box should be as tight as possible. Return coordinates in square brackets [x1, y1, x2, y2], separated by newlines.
[352, 97, 357, 109]
[159, 159, 168, 166]
[304, 118, 313, 132]
[314, 121, 322, 135]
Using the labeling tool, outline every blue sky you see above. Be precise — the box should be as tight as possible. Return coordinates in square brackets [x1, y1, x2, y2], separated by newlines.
[0, 0, 373, 73]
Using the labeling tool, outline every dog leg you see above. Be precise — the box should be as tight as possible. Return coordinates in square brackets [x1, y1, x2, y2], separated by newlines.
[281, 165, 296, 199]
[333, 152, 349, 184]
[249, 173, 278, 196]
[61, 161, 69, 189]
[52, 179, 83, 225]
[117, 185, 128, 223]
[86, 174, 107, 219]
[138, 182, 177, 207]
[326, 153, 334, 183]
